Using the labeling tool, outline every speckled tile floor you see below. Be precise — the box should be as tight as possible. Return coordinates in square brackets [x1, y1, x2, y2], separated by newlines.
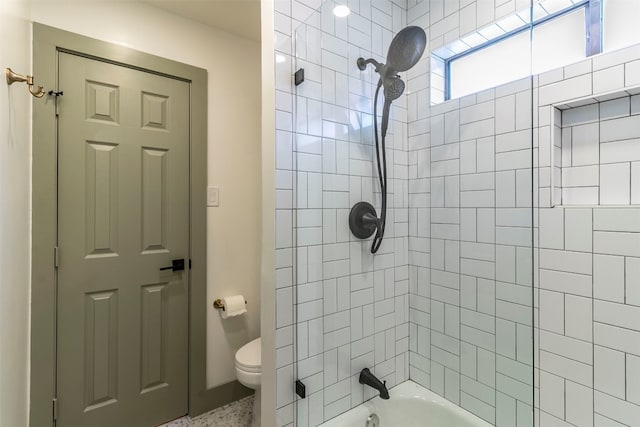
[159, 395, 254, 427]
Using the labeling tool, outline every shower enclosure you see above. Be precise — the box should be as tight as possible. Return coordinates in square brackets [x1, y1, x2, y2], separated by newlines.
[274, 0, 640, 426]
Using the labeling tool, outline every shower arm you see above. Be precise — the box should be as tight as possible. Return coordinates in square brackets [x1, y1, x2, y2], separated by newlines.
[357, 58, 399, 82]
[357, 57, 382, 72]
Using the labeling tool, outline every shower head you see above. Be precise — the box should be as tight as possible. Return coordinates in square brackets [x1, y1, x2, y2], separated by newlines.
[356, 26, 426, 101]
[386, 26, 427, 73]
[383, 76, 405, 101]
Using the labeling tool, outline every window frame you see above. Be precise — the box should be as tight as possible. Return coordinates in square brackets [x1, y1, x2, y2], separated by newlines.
[436, 0, 602, 102]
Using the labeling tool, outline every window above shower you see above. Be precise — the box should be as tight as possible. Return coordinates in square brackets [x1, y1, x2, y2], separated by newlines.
[430, 0, 640, 104]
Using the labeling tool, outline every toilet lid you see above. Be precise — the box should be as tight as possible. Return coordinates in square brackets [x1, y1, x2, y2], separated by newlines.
[236, 337, 261, 372]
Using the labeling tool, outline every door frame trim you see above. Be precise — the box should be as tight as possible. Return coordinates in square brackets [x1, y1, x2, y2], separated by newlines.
[31, 23, 211, 426]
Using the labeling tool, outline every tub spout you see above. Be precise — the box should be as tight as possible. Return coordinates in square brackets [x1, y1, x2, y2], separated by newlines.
[359, 368, 389, 400]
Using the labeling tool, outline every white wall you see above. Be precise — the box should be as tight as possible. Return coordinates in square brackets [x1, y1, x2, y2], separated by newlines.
[0, 1, 32, 426]
[30, 0, 262, 389]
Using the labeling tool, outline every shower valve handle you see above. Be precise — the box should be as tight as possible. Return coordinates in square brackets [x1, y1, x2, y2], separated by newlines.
[349, 202, 380, 240]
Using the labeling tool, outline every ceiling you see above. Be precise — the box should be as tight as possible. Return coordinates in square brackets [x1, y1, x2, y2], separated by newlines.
[143, 0, 261, 42]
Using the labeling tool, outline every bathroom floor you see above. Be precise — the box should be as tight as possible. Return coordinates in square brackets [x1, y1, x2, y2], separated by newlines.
[159, 395, 254, 427]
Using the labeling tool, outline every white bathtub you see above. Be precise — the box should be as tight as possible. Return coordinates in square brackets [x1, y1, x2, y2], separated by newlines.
[320, 381, 493, 427]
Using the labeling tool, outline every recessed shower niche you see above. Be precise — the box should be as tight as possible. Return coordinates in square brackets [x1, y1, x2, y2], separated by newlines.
[551, 88, 640, 206]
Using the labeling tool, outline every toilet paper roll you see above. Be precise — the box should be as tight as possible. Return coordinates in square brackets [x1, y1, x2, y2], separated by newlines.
[220, 295, 247, 319]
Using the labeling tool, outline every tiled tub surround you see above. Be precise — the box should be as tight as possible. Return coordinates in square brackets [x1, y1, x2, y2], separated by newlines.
[274, 0, 411, 426]
[555, 92, 640, 206]
[536, 44, 640, 427]
[274, 0, 640, 426]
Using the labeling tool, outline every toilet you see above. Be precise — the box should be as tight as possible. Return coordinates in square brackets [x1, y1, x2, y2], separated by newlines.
[235, 337, 261, 426]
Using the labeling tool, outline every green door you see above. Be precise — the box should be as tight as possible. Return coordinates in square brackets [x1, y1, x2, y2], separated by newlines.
[56, 52, 190, 427]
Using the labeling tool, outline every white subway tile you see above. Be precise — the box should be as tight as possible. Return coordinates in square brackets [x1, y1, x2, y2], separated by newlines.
[460, 190, 495, 208]
[627, 257, 640, 306]
[539, 350, 592, 388]
[540, 269, 591, 297]
[461, 173, 495, 191]
[594, 345, 625, 399]
[565, 294, 593, 342]
[594, 231, 640, 257]
[632, 162, 640, 203]
[594, 322, 640, 356]
[594, 208, 640, 232]
[460, 100, 494, 125]
[562, 187, 599, 205]
[571, 122, 599, 166]
[565, 380, 594, 427]
[515, 169, 532, 208]
[496, 95, 516, 134]
[627, 354, 640, 405]
[540, 249, 592, 275]
[460, 118, 495, 141]
[539, 290, 565, 334]
[539, 208, 564, 249]
[594, 299, 640, 332]
[496, 149, 530, 171]
[593, 44, 640, 71]
[562, 165, 599, 187]
[594, 254, 625, 303]
[539, 74, 592, 106]
[563, 104, 598, 127]
[600, 97, 630, 121]
[564, 208, 593, 252]
[593, 65, 624, 94]
[496, 170, 516, 207]
[601, 140, 640, 164]
[594, 391, 640, 427]
[476, 137, 495, 172]
[626, 59, 640, 87]
[601, 114, 640, 143]
[477, 209, 496, 244]
[539, 371, 565, 419]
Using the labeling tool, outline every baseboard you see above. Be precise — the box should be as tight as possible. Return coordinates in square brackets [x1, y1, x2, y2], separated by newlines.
[190, 380, 254, 417]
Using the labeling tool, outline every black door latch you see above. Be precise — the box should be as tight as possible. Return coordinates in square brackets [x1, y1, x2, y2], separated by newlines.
[160, 259, 185, 272]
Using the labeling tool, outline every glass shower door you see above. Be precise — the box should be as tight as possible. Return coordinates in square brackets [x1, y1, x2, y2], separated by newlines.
[288, 1, 536, 426]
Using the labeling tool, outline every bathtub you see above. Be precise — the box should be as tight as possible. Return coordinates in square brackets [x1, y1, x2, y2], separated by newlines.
[320, 381, 493, 427]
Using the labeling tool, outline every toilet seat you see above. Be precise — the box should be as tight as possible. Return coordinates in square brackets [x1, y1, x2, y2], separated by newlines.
[235, 337, 261, 373]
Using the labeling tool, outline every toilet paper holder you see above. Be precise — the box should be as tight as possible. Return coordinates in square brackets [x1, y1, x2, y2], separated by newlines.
[213, 298, 247, 311]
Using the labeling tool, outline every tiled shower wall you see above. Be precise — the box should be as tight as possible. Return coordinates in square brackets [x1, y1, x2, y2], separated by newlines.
[273, 0, 411, 425]
[406, 1, 535, 426]
[558, 93, 640, 205]
[274, 0, 640, 426]
[536, 44, 640, 427]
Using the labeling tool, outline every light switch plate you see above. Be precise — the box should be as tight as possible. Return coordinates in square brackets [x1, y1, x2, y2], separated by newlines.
[207, 186, 219, 207]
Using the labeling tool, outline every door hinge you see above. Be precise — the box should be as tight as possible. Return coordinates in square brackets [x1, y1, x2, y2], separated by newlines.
[52, 397, 58, 423]
[294, 68, 305, 86]
[295, 379, 306, 399]
[54, 246, 59, 269]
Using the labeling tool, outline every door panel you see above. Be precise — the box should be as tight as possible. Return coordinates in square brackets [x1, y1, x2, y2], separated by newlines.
[57, 52, 190, 427]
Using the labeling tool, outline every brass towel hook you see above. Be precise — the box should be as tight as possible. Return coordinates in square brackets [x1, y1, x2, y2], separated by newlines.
[5, 68, 45, 98]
